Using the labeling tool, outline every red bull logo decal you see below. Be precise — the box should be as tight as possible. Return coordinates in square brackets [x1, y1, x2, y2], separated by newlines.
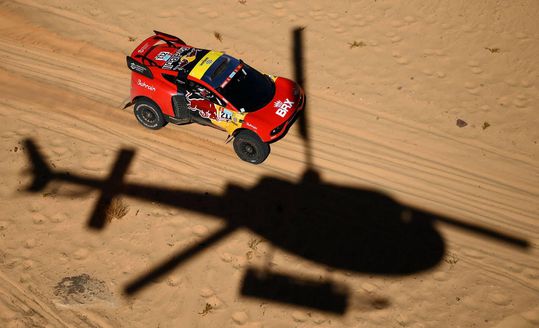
[162, 47, 198, 71]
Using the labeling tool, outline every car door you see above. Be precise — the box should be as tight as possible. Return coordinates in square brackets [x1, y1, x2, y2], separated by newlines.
[185, 81, 222, 121]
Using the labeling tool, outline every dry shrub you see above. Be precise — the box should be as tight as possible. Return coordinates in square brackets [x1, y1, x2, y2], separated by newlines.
[106, 198, 129, 222]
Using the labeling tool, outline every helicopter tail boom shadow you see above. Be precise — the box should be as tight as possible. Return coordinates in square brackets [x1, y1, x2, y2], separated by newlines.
[24, 138, 54, 192]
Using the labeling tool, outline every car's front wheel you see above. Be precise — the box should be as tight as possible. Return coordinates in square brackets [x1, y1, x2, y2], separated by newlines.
[233, 130, 270, 164]
[134, 98, 166, 130]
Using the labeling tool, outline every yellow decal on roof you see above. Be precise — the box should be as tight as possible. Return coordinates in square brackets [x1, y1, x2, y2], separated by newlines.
[189, 51, 223, 79]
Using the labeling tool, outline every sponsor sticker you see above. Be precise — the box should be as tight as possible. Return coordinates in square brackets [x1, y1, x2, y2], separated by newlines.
[246, 122, 258, 130]
[137, 79, 156, 92]
[274, 99, 294, 117]
[155, 51, 172, 61]
[162, 47, 198, 71]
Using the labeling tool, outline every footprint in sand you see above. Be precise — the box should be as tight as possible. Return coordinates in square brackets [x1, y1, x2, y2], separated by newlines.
[237, 11, 250, 19]
[206, 295, 224, 309]
[81, 158, 105, 172]
[523, 268, 539, 280]
[464, 82, 480, 95]
[391, 36, 403, 43]
[436, 71, 446, 78]
[360, 282, 378, 293]
[32, 213, 46, 224]
[311, 313, 327, 324]
[471, 67, 483, 74]
[22, 260, 33, 270]
[404, 16, 416, 24]
[467, 60, 480, 68]
[73, 248, 89, 260]
[385, 32, 403, 43]
[520, 79, 533, 88]
[49, 213, 68, 223]
[220, 252, 234, 263]
[232, 311, 249, 325]
[288, 14, 300, 23]
[391, 20, 405, 28]
[512, 96, 528, 108]
[291, 310, 309, 322]
[24, 239, 37, 249]
[0, 220, 9, 231]
[497, 96, 510, 107]
[19, 273, 31, 283]
[309, 11, 324, 21]
[167, 275, 182, 287]
[489, 292, 512, 306]
[514, 32, 528, 40]
[422, 69, 434, 76]
[89, 9, 102, 17]
[200, 287, 215, 298]
[395, 57, 409, 65]
[522, 307, 539, 325]
[433, 271, 450, 281]
[191, 225, 209, 237]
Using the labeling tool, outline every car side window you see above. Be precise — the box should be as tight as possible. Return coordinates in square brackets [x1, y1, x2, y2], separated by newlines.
[187, 81, 225, 107]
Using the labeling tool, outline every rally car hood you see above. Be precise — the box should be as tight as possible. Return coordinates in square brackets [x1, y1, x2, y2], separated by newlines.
[245, 77, 302, 128]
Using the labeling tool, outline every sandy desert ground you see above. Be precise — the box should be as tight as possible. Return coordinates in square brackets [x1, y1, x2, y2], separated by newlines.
[1, 0, 538, 327]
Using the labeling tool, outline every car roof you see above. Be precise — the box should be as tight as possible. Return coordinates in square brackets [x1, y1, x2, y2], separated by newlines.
[192, 53, 242, 89]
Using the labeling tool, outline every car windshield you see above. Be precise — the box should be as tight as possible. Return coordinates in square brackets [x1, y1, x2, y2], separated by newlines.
[217, 64, 275, 112]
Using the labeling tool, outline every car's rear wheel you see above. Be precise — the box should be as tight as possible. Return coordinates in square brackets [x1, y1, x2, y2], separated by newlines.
[134, 98, 166, 130]
[233, 130, 270, 164]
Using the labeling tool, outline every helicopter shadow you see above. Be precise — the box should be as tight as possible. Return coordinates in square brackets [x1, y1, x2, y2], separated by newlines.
[20, 27, 529, 315]
[23, 139, 529, 313]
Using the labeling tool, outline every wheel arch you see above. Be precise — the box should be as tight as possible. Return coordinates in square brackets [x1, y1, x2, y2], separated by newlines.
[133, 96, 159, 108]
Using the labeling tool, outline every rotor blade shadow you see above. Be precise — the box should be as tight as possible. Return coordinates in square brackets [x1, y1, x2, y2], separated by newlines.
[293, 27, 312, 166]
[125, 224, 237, 295]
[417, 211, 530, 248]
[88, 149, 135, 230]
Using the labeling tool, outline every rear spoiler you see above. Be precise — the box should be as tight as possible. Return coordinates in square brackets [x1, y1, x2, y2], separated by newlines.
[153, 30, 186, 45]
[126, 56, 153, 79]
[127, 31, 187, 79]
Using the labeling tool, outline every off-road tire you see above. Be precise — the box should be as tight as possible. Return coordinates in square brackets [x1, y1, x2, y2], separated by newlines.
[134, 98, 166, 130]
[233, 130, 270, 164]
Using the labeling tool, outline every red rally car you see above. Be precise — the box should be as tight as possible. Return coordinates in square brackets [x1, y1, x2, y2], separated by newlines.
[125, 31, 305, 164]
